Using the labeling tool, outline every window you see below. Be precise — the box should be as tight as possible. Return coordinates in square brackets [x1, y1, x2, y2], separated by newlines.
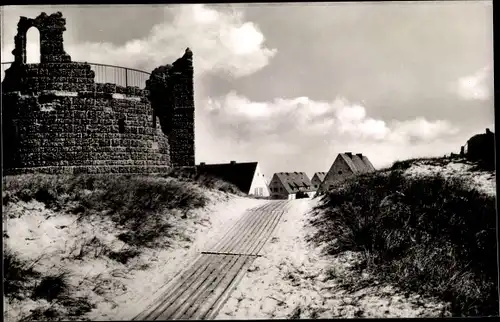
[26, 27, 41, 63]
[338, 170, 343, 175]
[118, 118, 125, 133]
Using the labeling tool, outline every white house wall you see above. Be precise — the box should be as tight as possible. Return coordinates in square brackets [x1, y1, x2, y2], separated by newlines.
[248, 163, 270, 197]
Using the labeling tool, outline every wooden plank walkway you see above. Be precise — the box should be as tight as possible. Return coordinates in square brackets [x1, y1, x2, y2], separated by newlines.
[134, 200, 290, 320]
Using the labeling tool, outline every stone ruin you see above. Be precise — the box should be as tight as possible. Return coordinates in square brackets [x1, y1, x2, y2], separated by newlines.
[2, 12, 195, 175]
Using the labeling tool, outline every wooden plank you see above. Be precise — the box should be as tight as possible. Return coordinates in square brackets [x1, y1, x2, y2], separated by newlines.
[169, 255, 238, 320]
[234, 209, 277, 255]
[218, 201, 283, 255]
[201, 251, 261, 257]
[226, 207, 269, 254]
[217, 205, 265, 253]
[145, 254, 216, 320]
[135, 200, 292, 321]
[203, 210, 253, 252]
[174, 203, 284, 319]
[190, 255, 253, 320]
[176, 255, 243, 319]
[209, 207, 260, 253]
[241, 210, 281, 255]
[207, 203, 266, 252]
[236, 201, 286, 255]
[133, 254, 206, 320]
[208, 201, 274, 252]
[154, 255, 223, 320]
[201, 255, 256, 320]
[250, 210, 286, 256]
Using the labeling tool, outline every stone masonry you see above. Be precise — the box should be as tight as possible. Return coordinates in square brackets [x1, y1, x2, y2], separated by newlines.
[2, 12, 195, 175]
[146, 48, 195, 168]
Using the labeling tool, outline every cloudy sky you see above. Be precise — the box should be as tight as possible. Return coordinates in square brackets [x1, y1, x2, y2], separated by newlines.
[1, 2, 494, 178]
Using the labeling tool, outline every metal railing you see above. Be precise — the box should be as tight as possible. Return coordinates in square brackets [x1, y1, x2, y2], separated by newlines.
[1, 61, 151, 89]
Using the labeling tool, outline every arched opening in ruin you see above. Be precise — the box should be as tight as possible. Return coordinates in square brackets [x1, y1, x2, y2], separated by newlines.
[25, 27, 41, 64]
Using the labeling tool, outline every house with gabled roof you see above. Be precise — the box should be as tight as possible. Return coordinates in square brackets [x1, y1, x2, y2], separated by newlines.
[311, 172, 327, 191]
[461, 128, 495, 163]
[197, 161, 270, 197]
[317, 152, 376, 194]
[268, 172, 315, 200]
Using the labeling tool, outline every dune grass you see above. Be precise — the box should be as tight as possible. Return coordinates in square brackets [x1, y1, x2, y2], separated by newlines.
[4, 249, 95, 321]
[391, 154, 495, 172]
[3, 173, 211, 247]
[163, 167, 245, 196]
[309, 166, 498, 317]
[3, 171, 238, 321]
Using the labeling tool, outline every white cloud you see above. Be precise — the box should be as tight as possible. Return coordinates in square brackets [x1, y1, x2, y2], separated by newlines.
[204, 92, 458, 144]
[1, 4, 276, 78]
[198, 92, 462, 174]
[454, 66, 493, 100]
[389, 118, 459, 143]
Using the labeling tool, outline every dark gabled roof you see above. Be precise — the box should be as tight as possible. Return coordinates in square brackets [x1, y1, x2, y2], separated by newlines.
[312, 172, 327, 182]
[359, 155, 376, 172]
[317, 153, 375, 193]
[273, 172, 314, 193]
[196, 162, 258, 194]
[339, 153, 375, 174]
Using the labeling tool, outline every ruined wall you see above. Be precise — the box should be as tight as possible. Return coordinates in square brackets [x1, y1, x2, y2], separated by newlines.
[2, 12, 195, 175]
[11, 12, 72, 64]
[146, 48, 195, 168]
[3, 85, 171, 175]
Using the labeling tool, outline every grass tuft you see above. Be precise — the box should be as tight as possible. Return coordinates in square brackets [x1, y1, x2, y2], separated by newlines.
[107, 248, 141, 264]
[32, 272, 70, 302]
[19, 296, 95, 321]
[4, 249, 42, 300]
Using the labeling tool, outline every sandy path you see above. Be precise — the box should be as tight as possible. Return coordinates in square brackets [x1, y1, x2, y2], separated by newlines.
[216, 198, 450, 319]
[135, 200, 290, 320]
[3, 192, 269, 322]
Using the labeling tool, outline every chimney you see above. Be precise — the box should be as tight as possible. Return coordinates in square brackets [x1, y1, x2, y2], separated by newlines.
[486, 128, 492, 134]
[230, 161, 236, 165]
[200, 162, 206, 166]
[345, 152, 352, 158]
[356, 153, 363, 158]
